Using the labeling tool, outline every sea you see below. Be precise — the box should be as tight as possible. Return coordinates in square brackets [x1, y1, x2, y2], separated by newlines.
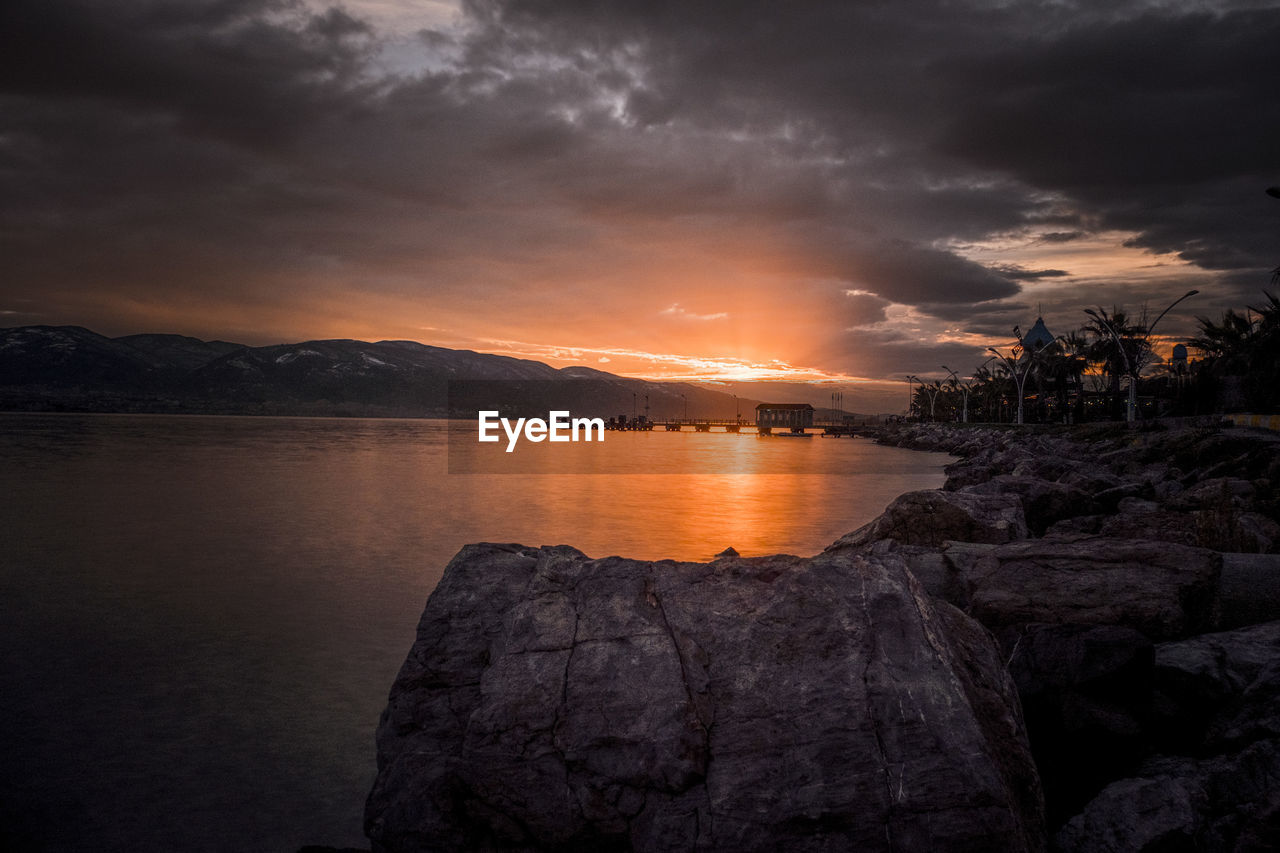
[0, 413, 952, 852]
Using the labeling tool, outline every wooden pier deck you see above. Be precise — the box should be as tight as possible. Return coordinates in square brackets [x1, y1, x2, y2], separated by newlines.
[603, 419, 868, 436]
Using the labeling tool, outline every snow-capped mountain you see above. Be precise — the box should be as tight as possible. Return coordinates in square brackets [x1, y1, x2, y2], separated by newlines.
[0, 325, 758, 418]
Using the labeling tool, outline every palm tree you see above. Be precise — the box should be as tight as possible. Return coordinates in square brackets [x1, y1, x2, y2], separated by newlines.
[1058, 331, 1091, 423]
[1190, 307, 1255, 372]
[913, 381, 944, 421]
[1085, 307, 1149, 420]
[1040, 339, 1082, 424]
[1194, 291, 1280, 412]
[1248, 291, 1280, 339]
[973, 362, 1011, 422]
[988, 330, 1045, 425]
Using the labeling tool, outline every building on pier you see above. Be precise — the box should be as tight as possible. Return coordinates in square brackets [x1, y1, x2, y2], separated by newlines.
[755, 403, 814, 430]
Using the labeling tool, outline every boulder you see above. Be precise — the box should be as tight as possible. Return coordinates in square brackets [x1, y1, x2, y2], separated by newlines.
[1151, 620, 1280, 752]
[1056, 465, 1124, 497]
[936, 542, 999, 606]
[848, 539, 984, 608]
[943, 457, 998, 490]
[1218, 554, 1280, 630]
[1151, 478, 1185, 502]
[962, 476, 1096, 536]
[830, 489, 1028, 550]
[962, 537, 1220, 645]
[1054, 767, 1208, 853]
[365, 543, 1046, 852]
[1010, 454, 1083, 483]
[1007, 624, 1155, 827]
[1115, 497, 1159, 515]
[1236, 513, 1280, 554]
[1192, 505, 1280, 554]
[1095, 509, 1201, 549]
[1091, 483, 1146, 513]
[1043, 515, 1104, 537]
[1172, 477, 1258, 511]
[851, 539, 961, 604]
[1057, 621, 1280, 852]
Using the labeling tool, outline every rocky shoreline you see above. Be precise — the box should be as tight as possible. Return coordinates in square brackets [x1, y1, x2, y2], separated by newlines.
[361, 421, 1280, 852]
[847, 421, 1280, 848]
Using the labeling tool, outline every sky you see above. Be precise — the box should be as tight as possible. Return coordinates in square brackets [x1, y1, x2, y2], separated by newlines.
[3, 0, 1279, 410]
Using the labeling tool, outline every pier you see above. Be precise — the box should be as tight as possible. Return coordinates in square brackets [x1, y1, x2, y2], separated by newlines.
[603, 417, 868, 436]
[602, 401, 868, 435]
[603, 401, 871, 436]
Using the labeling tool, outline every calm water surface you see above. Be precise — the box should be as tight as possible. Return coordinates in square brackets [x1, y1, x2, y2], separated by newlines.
[0, 414, 951, 851]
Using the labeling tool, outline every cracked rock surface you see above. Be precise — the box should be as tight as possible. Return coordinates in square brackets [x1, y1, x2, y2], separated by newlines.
[365, 543, 1045, 852]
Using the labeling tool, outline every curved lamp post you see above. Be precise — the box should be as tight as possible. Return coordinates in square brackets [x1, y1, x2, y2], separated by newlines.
[923, 381, 941, 420]
[916, 379, 942, 421]
[941, 365, 969, 423]
[987, 328, 1045, 425]
[1085, 289, 1198, 423]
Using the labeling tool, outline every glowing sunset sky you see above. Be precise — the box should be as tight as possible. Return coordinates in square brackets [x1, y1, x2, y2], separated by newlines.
[3, 0, 1278, 409]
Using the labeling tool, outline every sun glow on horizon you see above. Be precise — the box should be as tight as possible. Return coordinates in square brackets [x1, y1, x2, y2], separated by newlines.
[475, 336, 876, 384]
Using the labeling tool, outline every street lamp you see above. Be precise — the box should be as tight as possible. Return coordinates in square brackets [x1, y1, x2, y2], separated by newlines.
[942, 365, 968, 423]
[908, 374, 942, 420]
[922, 381, 942, 420]
[987, 327, 1044, 426]
[1085, 289, 1198, 423]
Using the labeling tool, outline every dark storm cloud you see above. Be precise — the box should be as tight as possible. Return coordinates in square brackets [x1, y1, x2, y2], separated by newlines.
[994, 266, 1070, 281]
[2, 0, 1277, 373]
[824, 328, 991, 381]
[1037, 232, 1086, 244]
[453, 0, 1280, 315]
[471, 0, 1280, 274]
[936, 6, 1280, 286]
[938, 9, 1279, 189]
[0, 0, 381, 279]
[0, 0, 375, 150]
[838, 239, 1021, 306]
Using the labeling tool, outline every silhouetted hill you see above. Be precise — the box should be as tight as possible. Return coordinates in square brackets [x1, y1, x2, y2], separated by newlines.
[115, 333, 243, 371]
[0, 326, 161, 390]
[0, 325, 765, 418]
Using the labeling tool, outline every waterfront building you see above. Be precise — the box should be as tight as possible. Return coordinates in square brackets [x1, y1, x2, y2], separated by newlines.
[755, 403, 815, 430]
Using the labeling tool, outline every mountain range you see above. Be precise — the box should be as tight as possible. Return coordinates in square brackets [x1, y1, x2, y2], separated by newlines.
[0, 325, 770, 419]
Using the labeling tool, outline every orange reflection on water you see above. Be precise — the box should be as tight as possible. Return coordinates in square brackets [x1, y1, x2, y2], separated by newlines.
[443, 426, 952, 562]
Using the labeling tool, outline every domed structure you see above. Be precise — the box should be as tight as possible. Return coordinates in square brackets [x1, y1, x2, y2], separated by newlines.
[1023, 317, 1054, 351]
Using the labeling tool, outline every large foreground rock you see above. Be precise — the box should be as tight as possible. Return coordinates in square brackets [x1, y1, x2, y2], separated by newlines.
[366, 543, 1045, 852]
